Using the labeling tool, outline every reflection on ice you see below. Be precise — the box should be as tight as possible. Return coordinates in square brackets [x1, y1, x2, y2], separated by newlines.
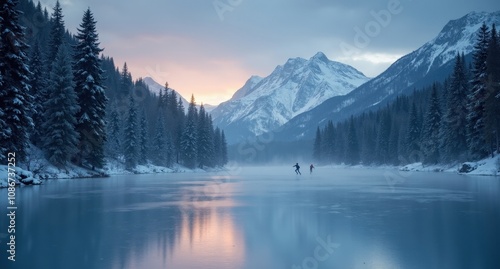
[0, 166, 499, 269]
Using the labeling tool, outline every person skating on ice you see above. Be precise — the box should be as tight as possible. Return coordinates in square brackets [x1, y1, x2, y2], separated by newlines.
[293, 163, 301, 175]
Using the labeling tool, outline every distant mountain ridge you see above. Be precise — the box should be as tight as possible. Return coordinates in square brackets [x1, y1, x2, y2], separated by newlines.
[143, 77, 216, 112]
[271, 10, 500, 142]
[211, 52, 370, 143]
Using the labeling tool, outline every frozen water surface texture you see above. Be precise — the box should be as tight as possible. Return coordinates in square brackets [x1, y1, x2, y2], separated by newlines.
[1, 166, 499, 269]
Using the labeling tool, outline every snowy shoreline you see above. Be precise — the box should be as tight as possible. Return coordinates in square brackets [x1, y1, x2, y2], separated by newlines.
[316, 154, 500, 177]
[0, 158, 227, 188]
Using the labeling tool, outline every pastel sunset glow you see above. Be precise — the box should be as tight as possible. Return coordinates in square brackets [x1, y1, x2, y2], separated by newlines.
[43, 0, 499, 105]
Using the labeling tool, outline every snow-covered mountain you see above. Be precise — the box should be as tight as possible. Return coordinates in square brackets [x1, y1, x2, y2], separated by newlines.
[272, 11, 500, 141]
[142, 77, 216, 112]
[211, 52, 370, 143]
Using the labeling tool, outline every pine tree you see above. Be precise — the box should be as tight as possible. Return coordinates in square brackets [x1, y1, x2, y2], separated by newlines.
[165, 133, 174, 167]
[421, 84, 442, 164]
[47, 0, 65, 63]
[157, 88, 164, 108]
[388, 121, 401, 165]
[138, 110, 148, 165]
[152, 111, 166, 166]
[105, 103, 122, 158]
[221, 130, 228, 165]
[196, 105, 214, 168]
[376, 112, 391, 164]
[406, 102, 422, 162]
[120, 62, 133, 98]
[442, 53, 469, 162]
[345, 116, 360, 165]
[0, 0, 35, 162]
[29, 40, 48, 146]
[73, 8, 108, 169]
[41, 46, 79, 166]
[467, 23, 490, 159]
[168, 89, 179, 116]
[213, 127, 222, 166]
[173, 95, 185, 163]
[361, 123, 377, 165]
[485, 24, 500, 156]
[313, 127, 322, 162]
[322, 121, 335, 163]
[181, 95, 198, 169]
[123, 95, 137, 169]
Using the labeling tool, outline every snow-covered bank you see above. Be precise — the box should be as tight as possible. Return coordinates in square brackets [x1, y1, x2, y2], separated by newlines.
[400, 155, 500, 176]
[0, 165, 42, 188]
[0, 157, 225, 188]
[103, 158, 225, 175]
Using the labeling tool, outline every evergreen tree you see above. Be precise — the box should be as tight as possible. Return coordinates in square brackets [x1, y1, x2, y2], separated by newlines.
[105, 103, 122, 158]
[174, 95, 185, 163]
[406, 102, 422, 162]
[376, 112, 391, 164]
[123, 95, 137, 169]
[345, 116, 360, 165]
[28, 40, 48, 146]
[47, 0, 65, 63]
[322, 121, 335, 163]
[120, 62, 133, 98]
[157, 88, 164, 108]
[221, 130, 228, 165]
[196, 105, 214, 168]
[73, 8, 107, 169]
[41, 46, 79, 166]
[152, 111, 166, 166]
[467, 23, 490, 159]
[167, 88, 178, 115]
[181, 95, 198, 169]
[213, 127, 222, 166]
[388, 121, 401, 165]
[485, 24, 500, 156]
[421, 84, 442, 164]
[138, 110, 148, 165]
[313, 127, 322, 162]
[0, 0, 35, 162]
[361, 124, 377, 165]
[165, 133, 174, 167]
[442, 53, 469, 162]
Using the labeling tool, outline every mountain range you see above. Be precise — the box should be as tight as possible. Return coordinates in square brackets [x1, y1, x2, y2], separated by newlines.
[210, 52, 370, 143]
[144, 11, 500, 146]
[270, 11, 500, 142]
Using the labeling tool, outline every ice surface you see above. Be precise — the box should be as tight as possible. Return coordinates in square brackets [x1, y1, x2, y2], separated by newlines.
[1, 166, 499, 269]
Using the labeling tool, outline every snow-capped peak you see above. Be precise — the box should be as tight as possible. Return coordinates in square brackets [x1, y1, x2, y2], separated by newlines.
[416, 10, 500, 75]
[271, 11, 500, 142]
[230, 75, 263, 101]
[211, 52, 370, 143]
[311, 51, 329, 62]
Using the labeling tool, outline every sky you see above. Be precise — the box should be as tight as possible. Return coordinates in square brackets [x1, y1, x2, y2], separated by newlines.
[42, 0, 499, 105]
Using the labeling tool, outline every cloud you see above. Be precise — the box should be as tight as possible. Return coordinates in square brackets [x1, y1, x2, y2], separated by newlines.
[46, 0, 500, 104]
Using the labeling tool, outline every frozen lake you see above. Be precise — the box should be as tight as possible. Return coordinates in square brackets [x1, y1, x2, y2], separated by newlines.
[1, 166, 499, 268]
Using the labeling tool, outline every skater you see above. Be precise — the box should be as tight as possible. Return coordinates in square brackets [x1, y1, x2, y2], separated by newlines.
[293, 163, 301, 175]
[310, 164, 314, 174]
